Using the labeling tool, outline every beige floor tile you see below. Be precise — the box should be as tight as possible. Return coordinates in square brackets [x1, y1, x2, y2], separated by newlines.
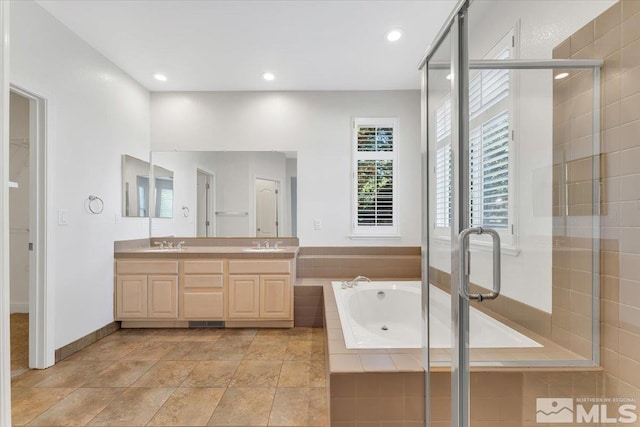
[221, 328, 258, 341]
[162, 341, 213, 360]
[284, 340, 325, 361]
[244, 340, 289, 360]
[147, 387, 225, 426]
[83, 360, 156, 387]
[32, 361, 114, 388]
[255, 328, 292, 338]
[120, 341, 178, 361]
[64, 339, 139, 362]
[11, 387, 75, 426]
[179, 328, 224, 342]
[27, 387, 123, 426]
[268, 387, 328, 426]
[208, 387, 275, 426]
[201, 340, 251, 361]
[181, 361, 240, 388]
[278, 360, 326, 387]
[229, 360, 282, 388]
[131, 360, 197, 387]
[87, 387, 175, 426]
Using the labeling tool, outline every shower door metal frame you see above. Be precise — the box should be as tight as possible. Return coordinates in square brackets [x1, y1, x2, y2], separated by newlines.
[419, 1, 603, 425]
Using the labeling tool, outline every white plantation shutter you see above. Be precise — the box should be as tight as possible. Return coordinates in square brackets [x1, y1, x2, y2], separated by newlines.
[436, 145, 452, 227]
[352, 118, 398, 236]
[469, 112, 510, 228]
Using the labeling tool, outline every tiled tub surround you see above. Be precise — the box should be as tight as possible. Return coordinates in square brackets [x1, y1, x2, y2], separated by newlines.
[324, 283, 605, 426]
[552, 0, 640, 410]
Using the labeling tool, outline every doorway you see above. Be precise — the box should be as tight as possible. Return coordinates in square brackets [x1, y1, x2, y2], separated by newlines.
[255, 178, 279, 238]
[9, 86, 51, 372]
[196, 169, 215, 237]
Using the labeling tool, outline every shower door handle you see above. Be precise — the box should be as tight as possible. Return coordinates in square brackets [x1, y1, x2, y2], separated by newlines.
[458, 227, 501, 302]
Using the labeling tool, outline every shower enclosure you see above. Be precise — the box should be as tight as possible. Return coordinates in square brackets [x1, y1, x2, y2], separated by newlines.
[420, 0, 610, 425]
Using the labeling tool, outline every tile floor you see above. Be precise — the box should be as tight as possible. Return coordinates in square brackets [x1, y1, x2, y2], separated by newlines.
[11, 327, 328, 426]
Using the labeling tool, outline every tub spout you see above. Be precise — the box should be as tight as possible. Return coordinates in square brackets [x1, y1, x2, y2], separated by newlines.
[347, 275, 371, 287]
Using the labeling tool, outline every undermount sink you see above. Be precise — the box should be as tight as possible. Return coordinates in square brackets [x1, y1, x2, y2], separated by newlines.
[242, 247, 284, 252]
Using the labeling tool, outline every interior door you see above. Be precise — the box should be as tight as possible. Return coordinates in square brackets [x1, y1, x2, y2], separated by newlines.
[197, 170, 213, 237]
[255, 178, 278, 237]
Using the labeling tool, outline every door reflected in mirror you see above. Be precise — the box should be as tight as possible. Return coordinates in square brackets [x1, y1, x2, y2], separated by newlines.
[122, 154, 150, 217]
[150, 151, 297, 238]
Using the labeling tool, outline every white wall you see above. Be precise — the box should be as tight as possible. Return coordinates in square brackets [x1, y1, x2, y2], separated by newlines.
[151, 91, 422, 246]
[428, 0, 614, 313]
[9, 92, 29, 313]
[11, 0, 150, 349]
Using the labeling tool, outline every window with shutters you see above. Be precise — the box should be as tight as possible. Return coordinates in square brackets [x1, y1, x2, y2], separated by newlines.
[434, 29, 515, 246]
[351, 117, 398, 237]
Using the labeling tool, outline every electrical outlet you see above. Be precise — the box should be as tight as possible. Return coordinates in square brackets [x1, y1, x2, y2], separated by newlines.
[313, 219, 322, 230]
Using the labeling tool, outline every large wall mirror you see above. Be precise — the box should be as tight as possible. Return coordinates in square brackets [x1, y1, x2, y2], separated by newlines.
[149, 151, 297, 238]
[121, 154, 151, 217]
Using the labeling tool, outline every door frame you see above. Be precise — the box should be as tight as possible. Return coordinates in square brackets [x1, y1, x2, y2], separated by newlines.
[10, 84, 53, 371]
[196, 168, 215, 237]
[253, 176, 281, 238]
[1, 1, 12, 423]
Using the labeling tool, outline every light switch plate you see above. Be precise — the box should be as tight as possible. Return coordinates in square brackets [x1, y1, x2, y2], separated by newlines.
[58, 209, 69, 226]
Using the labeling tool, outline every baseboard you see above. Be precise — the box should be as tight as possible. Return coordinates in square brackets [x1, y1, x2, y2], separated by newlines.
[54, 321, 120, 363]
[10, 302, 28, 313]
[225, 320, 293, 328]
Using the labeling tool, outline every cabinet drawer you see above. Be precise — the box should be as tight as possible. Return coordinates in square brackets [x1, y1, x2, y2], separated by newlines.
[184, 275, 223, 288]
[228, 260, 291, 274]
[183, 292, 224, 319]
[117, 260, 178, 275]
[183, 260, 224, 274]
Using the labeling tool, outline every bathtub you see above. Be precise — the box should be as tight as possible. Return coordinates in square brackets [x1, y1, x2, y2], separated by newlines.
[332, 281, 542, 349]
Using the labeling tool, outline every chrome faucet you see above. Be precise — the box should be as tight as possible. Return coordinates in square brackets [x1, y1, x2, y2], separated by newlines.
[167, 241, 174, 249]
[251, 241, 262, 249]
[177, 241, 185, 249]
[264, 240, 270, 249]
[274, 241, 283, 249]
[343, 275, 372, 288]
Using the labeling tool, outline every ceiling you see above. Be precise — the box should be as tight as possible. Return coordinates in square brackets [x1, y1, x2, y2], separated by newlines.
[35, 0, 457, 92]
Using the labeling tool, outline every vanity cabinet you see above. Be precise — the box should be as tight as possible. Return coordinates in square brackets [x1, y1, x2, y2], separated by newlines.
[181, 260, 225, 320]
[227, 260, 293, 321]
[115, 260, 179, 320]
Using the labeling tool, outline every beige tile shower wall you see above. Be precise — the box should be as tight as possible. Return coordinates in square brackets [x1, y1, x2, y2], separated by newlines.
[554, 0, 640, 404]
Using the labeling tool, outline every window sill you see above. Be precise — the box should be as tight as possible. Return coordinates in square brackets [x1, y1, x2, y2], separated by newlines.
[431, 235, 520, 256]
[349, 234, 403, 240]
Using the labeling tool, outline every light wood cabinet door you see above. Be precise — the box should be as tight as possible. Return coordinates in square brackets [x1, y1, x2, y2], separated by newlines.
[183, 292, 224, 320]
[148, 275, 178, 319]
[228, 275, 260, 319]
[116, 275, 148, 319]
[259, 275, 291, 319]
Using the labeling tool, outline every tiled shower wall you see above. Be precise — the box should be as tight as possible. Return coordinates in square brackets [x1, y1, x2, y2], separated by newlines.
[553, 0, 640, 404]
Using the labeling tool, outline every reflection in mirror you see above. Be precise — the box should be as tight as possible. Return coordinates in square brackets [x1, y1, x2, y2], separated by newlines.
[121, 154, 150, 217]
[150, 151, 297, 238]
[153, 165, 174, 218]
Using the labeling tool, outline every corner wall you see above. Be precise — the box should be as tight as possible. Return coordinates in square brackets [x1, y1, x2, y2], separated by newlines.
[10, 0, 151, 350]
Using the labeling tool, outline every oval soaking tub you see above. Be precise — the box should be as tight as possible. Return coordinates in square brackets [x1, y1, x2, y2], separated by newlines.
[331, 281, 542, 349]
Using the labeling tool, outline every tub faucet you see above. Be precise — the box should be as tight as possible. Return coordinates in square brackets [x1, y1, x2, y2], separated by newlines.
[346, 275, 371, 288]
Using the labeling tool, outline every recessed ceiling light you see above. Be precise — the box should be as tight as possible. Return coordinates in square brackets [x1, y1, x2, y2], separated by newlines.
[386, 29, 402, 42]
[154, 74, 167, 82]
[262, 72, 275, 81]
[554, 72, 569, 80]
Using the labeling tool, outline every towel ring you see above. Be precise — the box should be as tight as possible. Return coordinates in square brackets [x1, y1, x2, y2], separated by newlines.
[182, 206, 190, 218]
[88, 195, 104, 214]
